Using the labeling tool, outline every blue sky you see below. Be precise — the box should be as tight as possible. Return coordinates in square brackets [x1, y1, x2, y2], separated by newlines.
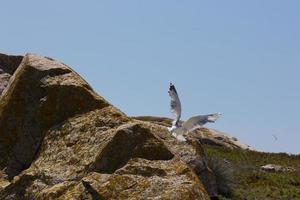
[1, 1, 299, 154]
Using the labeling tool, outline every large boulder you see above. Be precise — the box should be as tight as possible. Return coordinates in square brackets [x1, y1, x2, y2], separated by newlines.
[0, 54, 109, 179]
[0, 53, 210, 199]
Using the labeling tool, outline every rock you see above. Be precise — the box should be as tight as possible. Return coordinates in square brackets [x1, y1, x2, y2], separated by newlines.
[0, 53, 23, 74]
[0, 73, 11, 95]
[197, 129, 256, 151]
[134, 121, 219, 198]
[261, 164, 296, 173]
[79, 158, 208, 200]
[0, 53, 23, 94]
[133, 116, 256, 151]
[0, 53, 210, 199]
[0, 54, 109, 179]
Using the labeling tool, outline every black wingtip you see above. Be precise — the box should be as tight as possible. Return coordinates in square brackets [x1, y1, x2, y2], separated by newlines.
[169, 83, 175, 90]
[169, 83, 177, 94]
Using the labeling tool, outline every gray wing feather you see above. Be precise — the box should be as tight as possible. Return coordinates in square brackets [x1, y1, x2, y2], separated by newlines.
[182, 113, 221, 133]
[168, 83, 181, 126]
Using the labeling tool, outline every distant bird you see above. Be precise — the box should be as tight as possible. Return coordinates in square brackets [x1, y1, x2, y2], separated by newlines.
[168, 83, 221, 141]
[272, 134, 278, 141]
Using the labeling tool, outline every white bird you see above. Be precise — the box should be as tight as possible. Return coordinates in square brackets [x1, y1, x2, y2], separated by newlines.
[168, 83, 221, 141]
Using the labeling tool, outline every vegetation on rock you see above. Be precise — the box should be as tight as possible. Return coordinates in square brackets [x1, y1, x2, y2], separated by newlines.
[0, 53, 298, 200]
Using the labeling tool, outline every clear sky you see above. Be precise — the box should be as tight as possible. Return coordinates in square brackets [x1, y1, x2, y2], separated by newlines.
[1, 1, 299, 154]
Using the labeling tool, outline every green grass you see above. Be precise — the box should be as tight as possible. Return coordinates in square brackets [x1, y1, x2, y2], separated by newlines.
[205, 145, 300, 200]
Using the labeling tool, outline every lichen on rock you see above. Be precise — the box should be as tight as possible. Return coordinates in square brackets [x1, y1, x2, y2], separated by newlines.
[0, 53, 212, 199]
[0, 54, 109, 179]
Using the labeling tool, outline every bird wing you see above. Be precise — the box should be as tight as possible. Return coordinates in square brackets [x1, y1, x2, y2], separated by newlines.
[168, 83, 182, 126]
[182, 113, 221, 133]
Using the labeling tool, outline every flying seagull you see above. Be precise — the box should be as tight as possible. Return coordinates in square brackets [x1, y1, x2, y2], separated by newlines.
[168, 83, 221, 141]
[272, 134, 278, 141]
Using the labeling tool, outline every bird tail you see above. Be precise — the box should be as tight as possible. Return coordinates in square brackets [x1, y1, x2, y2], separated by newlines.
[207, 113, 221, 122]
[170, 129, 186, 142]
[176, 134, 186, 142]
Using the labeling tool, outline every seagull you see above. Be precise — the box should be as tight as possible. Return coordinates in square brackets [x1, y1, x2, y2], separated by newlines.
[272, 134, 278, 141]
[168, 83, 221, 141]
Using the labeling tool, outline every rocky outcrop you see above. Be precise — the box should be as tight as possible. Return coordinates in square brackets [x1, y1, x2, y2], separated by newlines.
[0, 54, 108, 179]
[133, 116, 255, 151]
[0, 53, 211, 199]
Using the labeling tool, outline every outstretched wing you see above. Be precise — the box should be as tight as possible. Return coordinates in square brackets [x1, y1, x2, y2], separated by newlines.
[168, 83, 181, 126]
[182, 113, 221, 133]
